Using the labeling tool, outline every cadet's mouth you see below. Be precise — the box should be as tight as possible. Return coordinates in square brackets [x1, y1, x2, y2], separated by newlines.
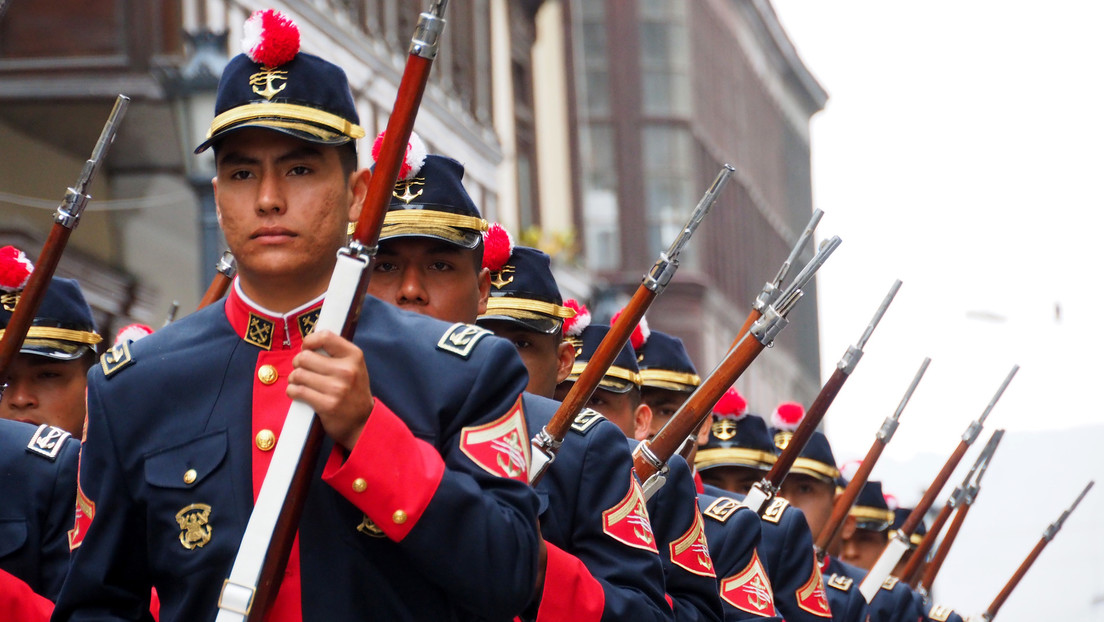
[251, 226, 297, 240]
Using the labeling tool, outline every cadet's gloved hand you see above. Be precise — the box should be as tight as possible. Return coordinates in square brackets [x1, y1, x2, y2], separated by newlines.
[288, 329, 375, 451]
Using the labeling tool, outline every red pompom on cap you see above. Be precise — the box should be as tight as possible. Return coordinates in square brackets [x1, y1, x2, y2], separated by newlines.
[371, 131, 428, 181]
[610, 309, 650, 351]
[0, 246, 34, 292]
[482, 223, 514, 272]
[242, 9, 301, 68]
[563, 299, 590, 337]
[714, 387, 748, 420]
[114, 324, 154, 347]
[771, 402, 805, 431]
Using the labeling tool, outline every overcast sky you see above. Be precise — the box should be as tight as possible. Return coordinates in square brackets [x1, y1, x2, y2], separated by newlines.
[770, 2, 1104, 618]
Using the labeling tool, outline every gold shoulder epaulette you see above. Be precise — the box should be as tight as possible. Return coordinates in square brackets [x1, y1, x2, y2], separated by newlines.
[928, 604, 953, 622]
[703, 497, 743, 523]
[881, 576, 899, 590]
[570, 408, 604, 435]
[761, 496, 789, 524]
[100, 340, 135, 378]
[436, 322, 491, 359]
[827, 573, 853, 592]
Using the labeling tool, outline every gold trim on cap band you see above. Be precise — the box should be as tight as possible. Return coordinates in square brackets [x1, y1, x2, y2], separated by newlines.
[789, 458, 841, 482]
[483, 297, 577, 320]
[569, 362, 640, 386]
[0, 327, 102, 345]
[910, 533, 924, 546]
[848, 506, 895, 524]
[383, 210, 489, 233]
[208, 102, 366, 140]
[695, 447, 778, 471]
[639, 369, 701, 390]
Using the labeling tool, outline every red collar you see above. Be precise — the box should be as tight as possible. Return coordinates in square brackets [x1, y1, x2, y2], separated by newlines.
[224, 279, 324, 350]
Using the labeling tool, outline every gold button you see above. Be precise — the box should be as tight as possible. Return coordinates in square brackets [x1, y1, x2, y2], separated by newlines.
[392, 510, 408, 525]
[257, 364, 278, 385]
[352, 478, 367, 493]
[183, 469, 197, 485]
[255, 429, 276, 452]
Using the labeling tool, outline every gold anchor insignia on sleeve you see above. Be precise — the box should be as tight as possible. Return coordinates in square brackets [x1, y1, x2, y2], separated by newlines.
[176, 504, 213, 550]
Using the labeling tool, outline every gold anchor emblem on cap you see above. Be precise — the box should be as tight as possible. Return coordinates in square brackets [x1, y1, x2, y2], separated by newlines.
[490, 265, 515, 289]
[249, 69, 288, 100]
[713, 419, 738, 441]
[393, 177, 425, 204]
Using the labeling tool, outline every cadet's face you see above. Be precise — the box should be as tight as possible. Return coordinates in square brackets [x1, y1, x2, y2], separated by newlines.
[213, 129, 357, 303]
[367, 238, 489, 325]
[554, 383, 650, 440]
[480, 321, 563, 398]
[1, 353, 88, 437]
[641, 388, 687, 436]
[699, 465, 764, 496]
[841, 528, 889, 571]
[779, 473, 836, 537]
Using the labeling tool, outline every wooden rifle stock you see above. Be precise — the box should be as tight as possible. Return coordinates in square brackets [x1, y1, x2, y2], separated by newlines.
[814, 357, 928, 558]
[196, 251, 237, 310]
[235, 5, 449, 620]
[0, 95, 128, 378]
[528, 166, 733, 485]
[633, 236, 842, 496]
[981, 480, 1093, 621]
[917, 500, 971, 594]
[899, 500, 952, 585]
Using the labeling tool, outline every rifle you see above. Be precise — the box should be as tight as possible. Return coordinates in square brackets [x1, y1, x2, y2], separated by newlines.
[978, 481, 1093, 621]
[735, 209, 822, 340]
[529, 165, 733, 485]
[859, 365, 1018, 602]
[196, 250, 237, 310]
[814, 357, 930, 561]
[741, 279, 900, 514]
[903, 429, 1004, 587]
[916, 430, 1003, 596]
[0, 95, 129, 378]
[633, 235, 842, 498]
[215, 4, 448, 620]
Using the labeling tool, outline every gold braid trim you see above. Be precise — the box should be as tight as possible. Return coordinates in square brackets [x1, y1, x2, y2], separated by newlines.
[483, 297, 577, 319]
[208, 102, 366, 139]
[0, 327, 102, 345]
[383, 210, 489, 232]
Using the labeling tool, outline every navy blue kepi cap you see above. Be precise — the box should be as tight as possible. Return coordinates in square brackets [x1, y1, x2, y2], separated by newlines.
[696, 413, 778, 473]
[194, 11, 364, 153]
[565, 324, 640, 394]
[478, 246, 575, 335]
[636, 331, 700, 393]
[0, 278, 101, 361]
[850, 480, 895, 532]
[771, 428, 840, 485]
[381, 155, 489, 250]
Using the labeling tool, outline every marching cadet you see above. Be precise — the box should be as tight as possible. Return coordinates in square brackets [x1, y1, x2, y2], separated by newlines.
[694, 397, 837, 622]
[768, 405, 920, 622]
[364, 168, 671, 619]
[555, 320, 724, 622]
[635, 328, 782, 621]
[839, 480, 895, 572]
[886, 507, 964, 622]
[0, 418, 78, 621]
[54, 10, 542, 620]
[0, 246, 102, 438]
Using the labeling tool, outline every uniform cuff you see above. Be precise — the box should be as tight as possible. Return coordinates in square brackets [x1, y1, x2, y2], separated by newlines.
[535, 542, 605, 622]
[323, 399, 444, 541]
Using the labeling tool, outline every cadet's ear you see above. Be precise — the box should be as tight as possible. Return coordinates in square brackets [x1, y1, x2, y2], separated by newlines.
[841, 514, 858, 540]
[212, 176, 223, 228]
[554, 340, 576, 384]
[349, 168, 371, 222]
[632, 402, 653, 442]
[696, 413, 713, 446]
[476, 268, 491, 315]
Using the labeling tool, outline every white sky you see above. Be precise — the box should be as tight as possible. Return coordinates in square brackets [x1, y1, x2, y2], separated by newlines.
[770, 2, 1104, 618]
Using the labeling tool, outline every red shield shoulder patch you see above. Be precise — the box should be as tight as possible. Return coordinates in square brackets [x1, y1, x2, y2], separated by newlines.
[721, 550, 777, 617]
[670, 503, 715, 577]
[602, 475, 659, 553]
[795, 566, 833, 618]
[69, 482, 95, 550]
[459, 399, 530, 482]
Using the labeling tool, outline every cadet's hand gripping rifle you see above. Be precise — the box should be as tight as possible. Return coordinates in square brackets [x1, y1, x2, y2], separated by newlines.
[215, 4, 449, 620]
[741, 279, 899, 515]
[916, 430, 1004, 596]
[902, 429, 1004, 586]
[633, 235, 841, 499]
[814, 357, 930, 561]
[859, 364, 1019, 602]
[978, 480, 1094, 621]
[528, 166, 734, 485]
[0, 95, 129, 379]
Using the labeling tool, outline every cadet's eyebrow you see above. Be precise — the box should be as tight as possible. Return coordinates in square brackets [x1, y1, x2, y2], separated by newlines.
[217, 145, 325, 167]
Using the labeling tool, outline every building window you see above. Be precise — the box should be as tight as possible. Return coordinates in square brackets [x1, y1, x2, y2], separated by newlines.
[638, 0, 690, 117]
[642, 124, 697, 268]
[581, 123, 619, 270]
